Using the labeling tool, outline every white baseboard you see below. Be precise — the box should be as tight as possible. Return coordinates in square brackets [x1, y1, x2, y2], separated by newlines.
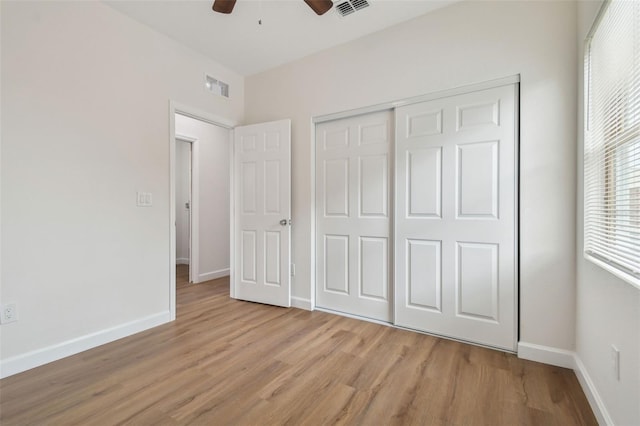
[573, 355, 614, 426]
[198, 268, 229, 282]
[0, 311, 171, 379]
[291, 296, 312, 311]
[517, 341, 575, 369]
[176, 258, 189, 265]
[518, 342, 612, 425]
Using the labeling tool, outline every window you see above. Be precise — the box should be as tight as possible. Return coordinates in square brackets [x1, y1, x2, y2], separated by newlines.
[584, 0, 640, 286]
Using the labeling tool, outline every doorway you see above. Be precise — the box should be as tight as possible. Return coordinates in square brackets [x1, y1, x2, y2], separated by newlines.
[169, 104, 235, 320]
[169, 102, 294, 320]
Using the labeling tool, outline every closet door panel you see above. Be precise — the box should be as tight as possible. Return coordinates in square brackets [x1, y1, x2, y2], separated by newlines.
[395, 84, 517, 351]
[316, 110, 393, 322]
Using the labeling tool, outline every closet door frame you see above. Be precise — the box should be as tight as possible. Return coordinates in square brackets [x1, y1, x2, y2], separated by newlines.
[309, 75, 519, 350]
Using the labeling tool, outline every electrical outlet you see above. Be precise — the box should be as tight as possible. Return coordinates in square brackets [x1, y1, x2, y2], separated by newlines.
[1, 303, 18, 324]
[611, 345, 620, 381]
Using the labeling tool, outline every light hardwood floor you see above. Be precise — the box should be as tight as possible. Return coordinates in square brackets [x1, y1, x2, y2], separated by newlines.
[0, 265, 596, 425]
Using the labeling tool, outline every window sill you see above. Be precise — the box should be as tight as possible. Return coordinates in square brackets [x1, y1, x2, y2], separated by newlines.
[584, 252, 640, 291]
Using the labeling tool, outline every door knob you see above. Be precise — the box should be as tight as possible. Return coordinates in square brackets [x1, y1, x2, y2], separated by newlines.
[280, 219, 290, 226]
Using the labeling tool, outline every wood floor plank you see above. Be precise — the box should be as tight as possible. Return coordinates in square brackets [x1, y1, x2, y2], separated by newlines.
[0, 265, 597, 425]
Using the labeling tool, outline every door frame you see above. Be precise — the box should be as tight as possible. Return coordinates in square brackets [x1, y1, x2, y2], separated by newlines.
[169, 101, 236, 321]
[309, 76, 520, 343]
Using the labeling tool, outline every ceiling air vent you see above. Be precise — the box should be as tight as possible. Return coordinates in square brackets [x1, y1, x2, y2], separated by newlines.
[205, 74, 229, 98]
[335, 0, 370, 17]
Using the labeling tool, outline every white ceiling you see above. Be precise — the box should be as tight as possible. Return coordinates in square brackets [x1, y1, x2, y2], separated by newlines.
[105, 0, 458, 76]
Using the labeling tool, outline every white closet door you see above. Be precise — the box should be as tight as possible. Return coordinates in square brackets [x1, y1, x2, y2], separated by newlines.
[316, 110, 392, 322]
[394, 85, 517, 350]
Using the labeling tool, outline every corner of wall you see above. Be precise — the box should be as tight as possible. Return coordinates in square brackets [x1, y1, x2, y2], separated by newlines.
[291, 296, 312, 311]
[517, 342, 613, 425]
[517, 342, 575, 369]
[573, 354, 614, 426]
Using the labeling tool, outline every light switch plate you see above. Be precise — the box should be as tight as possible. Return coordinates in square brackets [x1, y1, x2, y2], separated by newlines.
[137, 192, 153, 207]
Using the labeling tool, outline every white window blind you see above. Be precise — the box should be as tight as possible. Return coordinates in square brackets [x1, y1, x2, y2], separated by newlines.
[584, 0, 640, 283]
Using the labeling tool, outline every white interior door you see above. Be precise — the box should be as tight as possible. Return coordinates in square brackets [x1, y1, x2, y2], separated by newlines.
[316, 110, 392, 322]
[394, 84, 517, 350]
[233, 119, 291, 307]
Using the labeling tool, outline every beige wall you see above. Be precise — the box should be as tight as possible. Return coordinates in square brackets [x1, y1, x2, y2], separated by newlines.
[245, 0, 578, 350]
[0, 1, 243, 367]
[575, 2, 640, 425]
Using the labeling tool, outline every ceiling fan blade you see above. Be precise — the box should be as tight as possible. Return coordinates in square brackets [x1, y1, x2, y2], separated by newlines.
[212, 0, 237, 14]
[304, 0, 334, 15]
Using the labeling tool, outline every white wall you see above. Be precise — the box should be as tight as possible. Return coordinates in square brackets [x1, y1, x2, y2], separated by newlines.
[575, 2, 640, 425]
[175, 114, 230, 281]
[175, 140, 191, 264]
[245, 0, 578, 351]
[0, 1, 243, 373]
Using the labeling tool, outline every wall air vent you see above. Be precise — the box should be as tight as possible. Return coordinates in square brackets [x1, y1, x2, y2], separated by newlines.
[204, 74, 229, 98]
[335, 0, 370, 17]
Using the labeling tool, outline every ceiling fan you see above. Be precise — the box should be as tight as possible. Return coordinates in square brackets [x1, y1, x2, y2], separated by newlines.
[212, 0, 334, 16]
